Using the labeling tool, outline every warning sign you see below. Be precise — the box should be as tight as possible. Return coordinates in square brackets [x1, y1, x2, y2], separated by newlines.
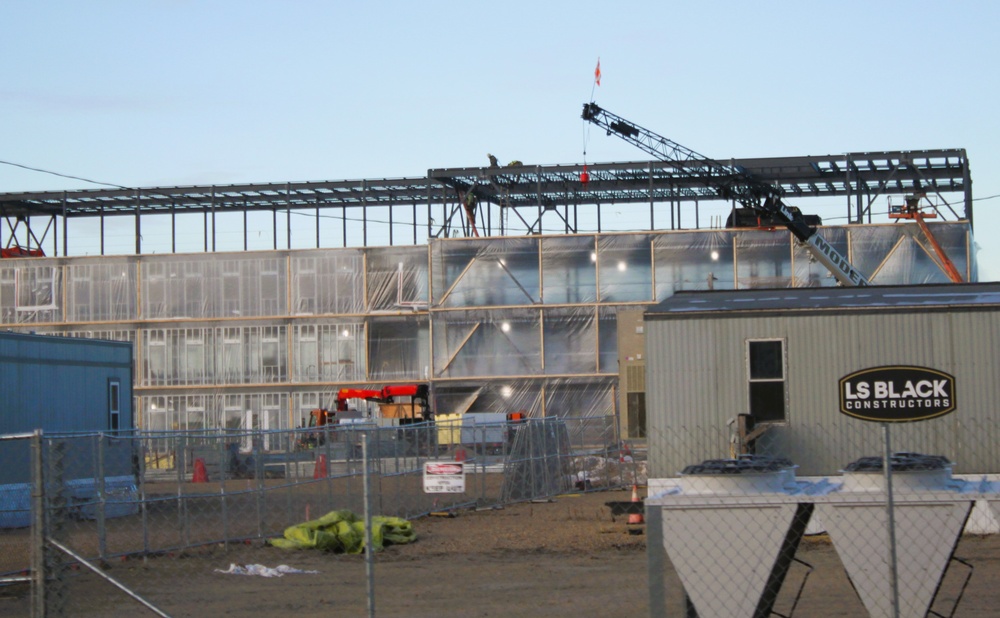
[423, 461, 466, 494]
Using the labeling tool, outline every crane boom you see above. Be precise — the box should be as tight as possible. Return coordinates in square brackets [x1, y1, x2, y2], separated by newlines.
[581, 102, 870, 286]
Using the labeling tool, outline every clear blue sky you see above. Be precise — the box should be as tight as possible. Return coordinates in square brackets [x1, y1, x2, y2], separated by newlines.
[2, 1, 998, 279]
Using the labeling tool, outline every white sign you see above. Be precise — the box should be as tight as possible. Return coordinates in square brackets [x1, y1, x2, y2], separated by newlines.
[423, 461, 466, 493]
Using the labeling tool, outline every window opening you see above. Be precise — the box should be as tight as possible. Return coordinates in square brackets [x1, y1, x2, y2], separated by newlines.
[747, 339, 786, 423]
[108, 379, 121, 433]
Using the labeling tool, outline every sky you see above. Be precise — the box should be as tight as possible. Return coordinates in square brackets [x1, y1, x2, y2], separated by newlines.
[2, 1, 998, 279]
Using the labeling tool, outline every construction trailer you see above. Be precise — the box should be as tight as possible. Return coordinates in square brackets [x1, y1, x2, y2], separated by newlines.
[0, 331, 134, 441]
[0, 331, 135, 526]
[643, 282, 1000, 478]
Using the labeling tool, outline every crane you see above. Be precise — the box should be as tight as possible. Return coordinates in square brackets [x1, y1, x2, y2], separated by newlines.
[581, 102, 870, 287]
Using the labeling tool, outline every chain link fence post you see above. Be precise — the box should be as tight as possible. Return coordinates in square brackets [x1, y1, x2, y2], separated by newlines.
[882, 423, 900, 618]
[137, 434, 150, 564]
[254, 430, 265, 540]
[30, 430, 45, 618]
[96, 432, 107, 563]
[361, 432, 375, 618]
[44, 438, 68, 617]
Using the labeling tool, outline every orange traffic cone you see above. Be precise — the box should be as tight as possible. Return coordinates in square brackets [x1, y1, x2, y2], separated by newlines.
[192, 458, 208, 483]
[313, 454, 328, 479]
[628, 484, 644, 525]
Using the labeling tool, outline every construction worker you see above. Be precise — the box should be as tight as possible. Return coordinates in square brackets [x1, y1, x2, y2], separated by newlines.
[463, 191, 478, 232]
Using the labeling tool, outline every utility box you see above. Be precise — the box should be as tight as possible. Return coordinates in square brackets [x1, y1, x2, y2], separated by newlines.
[647, 456, 829, 618]
[813, 454, 976, 618]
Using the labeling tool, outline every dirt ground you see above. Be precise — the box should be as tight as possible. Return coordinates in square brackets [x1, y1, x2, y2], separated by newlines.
[1, 488, 999, 617]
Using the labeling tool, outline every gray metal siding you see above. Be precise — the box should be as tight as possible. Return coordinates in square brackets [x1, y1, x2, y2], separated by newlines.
[647, 309, 1000, 477]
[646, 319, 726, 477]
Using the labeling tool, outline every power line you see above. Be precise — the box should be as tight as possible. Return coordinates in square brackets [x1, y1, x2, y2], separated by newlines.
[0, 159, 131, 190]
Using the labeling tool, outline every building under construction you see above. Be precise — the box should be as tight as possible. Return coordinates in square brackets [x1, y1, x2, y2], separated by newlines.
[0, 143, 977, 438]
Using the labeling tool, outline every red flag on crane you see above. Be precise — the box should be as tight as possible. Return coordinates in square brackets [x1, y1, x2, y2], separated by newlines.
[594, 58, 601, 86]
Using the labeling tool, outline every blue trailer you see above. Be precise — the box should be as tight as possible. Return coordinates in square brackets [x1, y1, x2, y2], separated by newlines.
[0, 332, 136, 527]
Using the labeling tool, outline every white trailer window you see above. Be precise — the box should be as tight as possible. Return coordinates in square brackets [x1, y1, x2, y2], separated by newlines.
[746, 339, 786, 423]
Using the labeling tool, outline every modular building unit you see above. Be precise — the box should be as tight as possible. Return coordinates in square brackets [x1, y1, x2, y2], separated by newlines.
[0, 331, 134, 484]
[644, 282, 1000, 478]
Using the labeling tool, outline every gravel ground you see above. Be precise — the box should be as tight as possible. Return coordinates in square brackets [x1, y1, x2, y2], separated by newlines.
[1, 488, 998, 617]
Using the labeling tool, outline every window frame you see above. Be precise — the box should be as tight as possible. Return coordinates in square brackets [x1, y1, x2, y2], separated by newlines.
[745, 338, 788, 424]
[108, 378, 122, 433]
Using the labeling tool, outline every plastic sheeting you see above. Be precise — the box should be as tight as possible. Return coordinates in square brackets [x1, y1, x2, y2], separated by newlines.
[0, 222, 976, 432]
[292, 321, 366, 382]
[1, 223, 974, 326]
[735, 230, 795, 289]
[367, 315, 429, 381]
[290, 250, 364, 315]
[433, 307, 543, 378]
[597, 234, 655, 302]
[654, 231, 736, 298]
[432, 236, 541, 308]
[0, 261, 61, 323]
[430, 377, 616, 419]
[141, 392, 287, 438]
[268, 510, 415, 553]
[215, 564, 320, 577]
[142, 254, 286, 319]
[142, 325, 287, 386]
[366, 245, 428, 311]
[430, 305, 618, 380]
[540, 236, 598, 304]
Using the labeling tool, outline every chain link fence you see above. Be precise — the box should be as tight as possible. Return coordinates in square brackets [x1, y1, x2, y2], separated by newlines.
[1, 415, 630, 616]
[7, 416, 999, 616]
[0, 434, 36, 600]
[646, 419, 1000, 618]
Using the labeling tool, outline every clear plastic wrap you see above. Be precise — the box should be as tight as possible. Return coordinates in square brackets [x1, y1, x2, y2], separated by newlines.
[543, 307, 598, 375]
[430, 377, 615, 418]
[596, 234, 654, 302]
[0, 221, 976, 431]
[0, 260, 61, 323]
[142, 253, 287, 319]
[735, 230, 794, 289]
[540, 235, 598, 304]
[141, 325, 287, 386]
[432, 307, 543, 378]
[366, 245, 429, 311]
[431, 237, 540, 308]
[367, 315, 429, 381]
[654, 231, 736, 299]
[290, 250, 364, 315]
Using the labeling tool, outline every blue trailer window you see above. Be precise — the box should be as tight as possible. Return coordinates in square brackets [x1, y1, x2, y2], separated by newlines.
[109, 379, 121, 433]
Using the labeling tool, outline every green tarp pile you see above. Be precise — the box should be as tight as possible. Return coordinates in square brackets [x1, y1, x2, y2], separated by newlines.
[269, 510, 415, 554]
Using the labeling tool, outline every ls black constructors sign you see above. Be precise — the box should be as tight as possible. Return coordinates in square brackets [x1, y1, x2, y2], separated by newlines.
[839, 366, 956, 422]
